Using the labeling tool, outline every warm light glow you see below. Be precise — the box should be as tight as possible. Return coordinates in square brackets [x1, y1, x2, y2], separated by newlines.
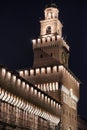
[0, 87, 60, 124]
[41, 68, 45, 74]
[24, 103, 28, 111]
[56, 82, 58, 90]
[22, 103, 26, 110]
[51, 100, 53, 106]
[24, 70, 28, 76]
[54, 101, 56, 106]
[22, 81, 25, 89]
[36, 68, 40, 74]
[38, 91, 41, 98]
[53, 66, 57, 72]
[14, 97, 18, 106]
[41, 94, 44, 99]
[37, 38, 41, 43]
[6, 93, 10, 102]
[17, 99, 21, 107]
[2, 68, 6, 77]
[30, 69, 34, 75]
[57, 35, 61, 39]
[50, 83, 52, 91]
[59, 65, 63, 71]
[71, 95, 78, 102]
[9, 94, 13, 104]
[56, 103, 59, 109]
[53, 82, 55, 91]
[34, 89, 37, 95]
[37, 82, 59, 92]
[17, 78, 21, 86]
[32, 39, 36, 45]
[47, 67, 51, 73]
[62, 85, 78, 102]
[37, 84, 40, 89]
[48, 98, 50, 103]
[45, 96, 47, 102]
[47, 37, 51, 42]
[62, 85, 69, 95]
[20, 100, 23, 108]
[2, 92, 7, 101]
[31, 87, 34, 93]
[52, 36, 55, 41]
[42, 37, 45, 42]
[43, 84, 46, 91]
[48, 12, 51, 18]
[11, 96, 15, 105]
[12, 75, 16, 82]
[19, 71, 23, 76]
[7, 72, 11, 79]
[47, 83, 49, 91]
[0, 90, 4, 99]
[26, 84, 29, 90]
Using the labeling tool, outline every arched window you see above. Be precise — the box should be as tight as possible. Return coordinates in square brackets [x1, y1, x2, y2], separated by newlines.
[46, 26, 51, 34]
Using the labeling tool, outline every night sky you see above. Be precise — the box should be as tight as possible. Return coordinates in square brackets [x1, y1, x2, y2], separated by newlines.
[0, 0, 87, 119]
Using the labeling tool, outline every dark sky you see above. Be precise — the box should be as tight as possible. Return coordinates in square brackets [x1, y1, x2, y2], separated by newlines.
[0, 0, 87, 119]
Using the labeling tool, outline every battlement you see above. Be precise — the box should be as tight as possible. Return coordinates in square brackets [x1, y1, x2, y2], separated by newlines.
[19, 65, 80, 88]
[32, 35, 69, 51]
[0, 65, 61, 124]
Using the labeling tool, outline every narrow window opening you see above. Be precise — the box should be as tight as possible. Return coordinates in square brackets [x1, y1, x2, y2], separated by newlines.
[46, 26, 51, 34]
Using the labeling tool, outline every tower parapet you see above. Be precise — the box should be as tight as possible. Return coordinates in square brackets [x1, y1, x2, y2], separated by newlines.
[32, 35, 69, 51]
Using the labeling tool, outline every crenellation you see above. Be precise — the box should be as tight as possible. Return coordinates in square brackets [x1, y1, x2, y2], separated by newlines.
[59, 65, 80, 87]
[0, 2, 82, 129]
[19, 66, 79, 89]
[12, 75, 16, 83]
[0, 67, 61, 113]
[22, 81, 25, 89]
[42, 37, 46, 43]
[46, 36, 51, 42]
[30, 69, 34, 76]
[0, 88, 60, 125]
[52, 35, 56, 41]
[35, 82, 59, 92]
[36, 68, 40, 75]
[37, 38, 41, 43]
[32, 36, 69, 53]
[24, 70, 29, 76]
[17, 78, 21, 86]
[32, 39, 36, 45]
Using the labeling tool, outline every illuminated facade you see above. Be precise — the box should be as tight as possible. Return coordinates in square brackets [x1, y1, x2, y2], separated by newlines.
[19, 3, 80, 130]
[0, 2, 83, 130]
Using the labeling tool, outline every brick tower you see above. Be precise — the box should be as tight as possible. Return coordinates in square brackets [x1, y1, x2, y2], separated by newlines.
[19, 2, 80, 130]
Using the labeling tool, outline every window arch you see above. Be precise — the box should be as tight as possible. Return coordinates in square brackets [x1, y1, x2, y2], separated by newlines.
[46, 26, 51, 34]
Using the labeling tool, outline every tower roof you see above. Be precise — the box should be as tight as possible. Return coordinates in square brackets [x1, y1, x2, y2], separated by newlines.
[45, 2, 57, 9]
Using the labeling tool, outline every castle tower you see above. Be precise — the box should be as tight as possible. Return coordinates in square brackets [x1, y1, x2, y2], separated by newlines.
[19, 2, 80, 130]
[32, 3, 69, 68]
